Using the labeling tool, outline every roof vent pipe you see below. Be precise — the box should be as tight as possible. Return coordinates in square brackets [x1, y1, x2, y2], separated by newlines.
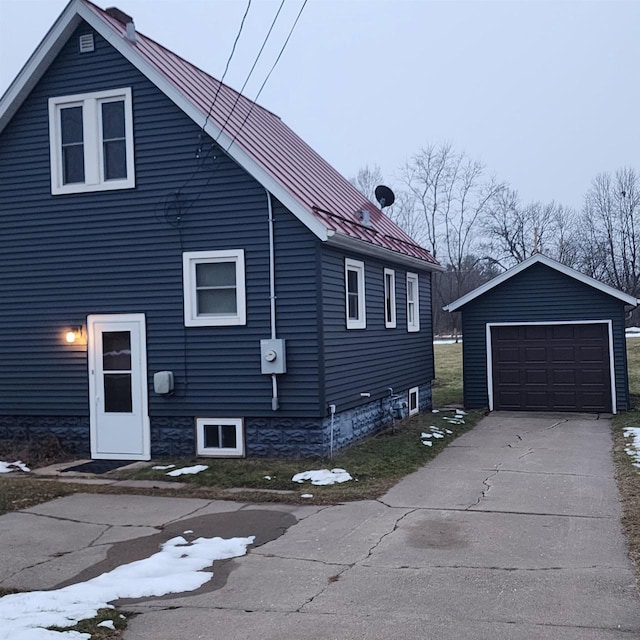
[125, 21, 137, 43]
[105, 7, 136, 42]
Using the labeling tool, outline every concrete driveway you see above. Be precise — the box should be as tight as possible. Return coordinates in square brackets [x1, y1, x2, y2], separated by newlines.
[1, 412, 639, 639]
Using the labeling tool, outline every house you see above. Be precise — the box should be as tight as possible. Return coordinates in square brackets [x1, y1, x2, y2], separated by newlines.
[0, 0, 442, 460]
[444, 254, 638, 413]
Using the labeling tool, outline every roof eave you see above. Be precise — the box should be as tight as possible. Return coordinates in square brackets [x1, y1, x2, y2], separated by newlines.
[444, 254, 639, 312]
[327, 232, 444, 272]
[0, 0, 82, 134]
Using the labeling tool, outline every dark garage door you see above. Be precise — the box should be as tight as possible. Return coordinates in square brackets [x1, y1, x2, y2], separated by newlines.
[491, 323, 612, 412]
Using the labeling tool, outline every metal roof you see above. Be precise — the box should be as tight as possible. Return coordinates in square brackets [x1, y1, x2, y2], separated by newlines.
[0, 0, 439, 268]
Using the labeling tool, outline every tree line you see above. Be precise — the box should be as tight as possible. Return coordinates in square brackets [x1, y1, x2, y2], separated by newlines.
[351, 143, 640, 335]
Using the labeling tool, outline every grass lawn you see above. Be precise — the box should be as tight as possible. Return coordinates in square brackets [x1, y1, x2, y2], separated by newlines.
[611, 338, 640, 582]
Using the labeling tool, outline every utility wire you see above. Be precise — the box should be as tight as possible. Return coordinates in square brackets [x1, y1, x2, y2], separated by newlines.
[202, 0, 253, 131]
[225, 0, 308, 152]
[169, 0, 253, 204]
[214, 0, 286, 142]
[169, 0, 309, 221]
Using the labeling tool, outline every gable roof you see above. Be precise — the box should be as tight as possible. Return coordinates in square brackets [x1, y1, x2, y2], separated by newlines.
[0, 0, 441, 272]
[443, 253, 639, 312]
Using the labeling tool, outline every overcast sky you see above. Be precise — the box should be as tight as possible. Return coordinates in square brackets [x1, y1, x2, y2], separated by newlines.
[1, 0, 639, 210]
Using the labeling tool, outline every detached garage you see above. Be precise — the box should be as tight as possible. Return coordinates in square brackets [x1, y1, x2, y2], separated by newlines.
[444, 254, 638, 413]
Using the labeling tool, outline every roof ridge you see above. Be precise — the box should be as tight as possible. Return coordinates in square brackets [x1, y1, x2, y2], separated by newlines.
[82, 0, 282, 121]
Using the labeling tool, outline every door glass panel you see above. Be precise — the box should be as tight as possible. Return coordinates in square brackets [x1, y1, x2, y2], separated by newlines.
[103, 331, 131, 370]
[104, 373, 133, 412]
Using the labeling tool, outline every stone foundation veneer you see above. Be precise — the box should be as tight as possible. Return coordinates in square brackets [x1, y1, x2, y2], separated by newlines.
[0, 384, 432, 459]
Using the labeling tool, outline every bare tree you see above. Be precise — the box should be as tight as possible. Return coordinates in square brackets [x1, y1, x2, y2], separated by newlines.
[578, 167, 640, 297]
[399, 143, 504, 300]
[350, 165, 384, 203]
[482, 189, 579, 268]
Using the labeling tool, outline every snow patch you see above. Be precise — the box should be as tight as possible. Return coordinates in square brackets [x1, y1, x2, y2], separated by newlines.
[152, 464, 176, 470]
[0, 534, 254, 639]
[292, 468, 352, 486]
[623, 427, 640, 467]
[166, 464, 208, 477]
[0, 460, 30, 474]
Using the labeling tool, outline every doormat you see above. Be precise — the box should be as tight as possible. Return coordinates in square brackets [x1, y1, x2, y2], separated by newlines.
[61, 460, 132, 474]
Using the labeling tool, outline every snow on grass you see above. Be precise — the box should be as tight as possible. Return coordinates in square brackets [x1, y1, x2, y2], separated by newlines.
[0, 534, 254, 640]
[422, 440, 433, 447]
[292, 468, 352, 486]
[166, 464, 208, 477]
[623, 427, 640, 468]
[152, 464, 176, 470]
[97, 620, 115, 629]
[0, 460, 30, 474]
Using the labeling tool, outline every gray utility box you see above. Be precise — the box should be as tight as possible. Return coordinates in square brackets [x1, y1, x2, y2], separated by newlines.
[260, 339, 287, 375]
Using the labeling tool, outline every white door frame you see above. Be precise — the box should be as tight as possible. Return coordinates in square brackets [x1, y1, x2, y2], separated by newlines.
[88, 313, 150, 460]
[486, 319, 616, 414]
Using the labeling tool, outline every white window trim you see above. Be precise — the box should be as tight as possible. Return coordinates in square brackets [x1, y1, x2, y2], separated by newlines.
[196, 418, 245, 457]
[345, 258, 366, 329]
[48, 87, 135, 195]
[409, 386, 419, 416]
[183, 249, 246, 327]
[384, 268, 396, 328]
[407, 272, 420, 332]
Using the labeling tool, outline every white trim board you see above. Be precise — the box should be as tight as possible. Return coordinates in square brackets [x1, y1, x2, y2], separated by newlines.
[445, 254, 638, 312]
[485, 320, 617, 414]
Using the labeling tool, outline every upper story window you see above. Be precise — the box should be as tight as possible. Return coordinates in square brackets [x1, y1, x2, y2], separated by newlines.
[48, 88, 135, 195]
[407, 272, 420, 332]
[183, 250, 246, 327]
[384, 268, 396, 328]
[345, 258, 366, 329]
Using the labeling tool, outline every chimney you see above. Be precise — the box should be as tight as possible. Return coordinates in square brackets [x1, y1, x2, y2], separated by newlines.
[105, 7, 136, 42]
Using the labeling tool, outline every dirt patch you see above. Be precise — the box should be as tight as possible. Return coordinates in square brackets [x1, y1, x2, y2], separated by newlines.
[0, 435, 73, 469]
[53, 509, 297, 603]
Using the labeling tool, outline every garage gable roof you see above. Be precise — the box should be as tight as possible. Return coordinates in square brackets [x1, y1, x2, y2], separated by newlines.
[0, 0, 441, 271]
[444, 254, 639, 312]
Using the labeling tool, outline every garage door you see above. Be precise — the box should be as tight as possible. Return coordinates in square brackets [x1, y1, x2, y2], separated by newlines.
[490, 323, 612, 412]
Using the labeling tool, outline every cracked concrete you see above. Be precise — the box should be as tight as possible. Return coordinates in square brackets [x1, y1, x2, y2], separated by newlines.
[1, 411, 639, 639]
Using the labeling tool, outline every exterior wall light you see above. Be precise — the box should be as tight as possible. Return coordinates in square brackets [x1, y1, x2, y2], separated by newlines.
[65, 326, 83, 344]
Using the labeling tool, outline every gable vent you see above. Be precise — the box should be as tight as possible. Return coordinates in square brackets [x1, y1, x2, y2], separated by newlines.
[79, 33, 94, 53]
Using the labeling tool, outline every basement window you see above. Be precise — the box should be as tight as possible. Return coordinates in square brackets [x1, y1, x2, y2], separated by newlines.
[409, 386, 419, 416]
[196, 418, 244, 457]
[48, 88, 135, 195]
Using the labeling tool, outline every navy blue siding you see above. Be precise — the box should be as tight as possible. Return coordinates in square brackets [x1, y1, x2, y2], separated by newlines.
[0, 23, 322, 419]
[320, 247, 434, 412]
[458, 263, 630, 411]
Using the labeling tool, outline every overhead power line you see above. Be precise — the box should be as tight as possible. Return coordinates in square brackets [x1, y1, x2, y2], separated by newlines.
[225, 0, 308, 152]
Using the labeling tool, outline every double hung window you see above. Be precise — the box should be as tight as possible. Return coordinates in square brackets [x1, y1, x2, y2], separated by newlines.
[384, 268, 396, 328]
[345, 258, 366, 329]
[183, 250, 246, 327]
[407, 272, 420, 332]
[49, 88, 135, 194]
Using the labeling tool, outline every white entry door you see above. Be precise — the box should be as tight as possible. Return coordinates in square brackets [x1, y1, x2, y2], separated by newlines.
[88, 314, 150, 460]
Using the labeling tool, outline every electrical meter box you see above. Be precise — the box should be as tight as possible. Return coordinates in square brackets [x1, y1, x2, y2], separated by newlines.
[260, 339, 287, 374]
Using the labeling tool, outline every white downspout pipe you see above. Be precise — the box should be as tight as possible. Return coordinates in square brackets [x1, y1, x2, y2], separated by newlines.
[266, 189, 279, 411]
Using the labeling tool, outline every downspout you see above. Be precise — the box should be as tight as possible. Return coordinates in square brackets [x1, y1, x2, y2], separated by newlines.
[267, 189, 279, 410]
